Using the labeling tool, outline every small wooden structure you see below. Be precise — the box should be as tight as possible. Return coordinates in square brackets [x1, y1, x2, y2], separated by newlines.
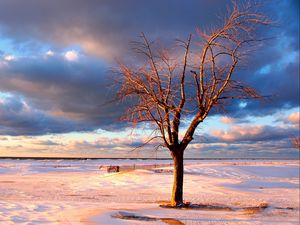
[100, 163, 173, 173]
[107, 165, 120, 173]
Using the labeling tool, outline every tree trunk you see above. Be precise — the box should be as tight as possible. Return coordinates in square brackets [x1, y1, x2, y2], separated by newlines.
[170, 149, 184, 206]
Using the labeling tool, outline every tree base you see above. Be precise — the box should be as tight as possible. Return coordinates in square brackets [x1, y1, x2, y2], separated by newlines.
[159, 202, 234, 211]
[160, 202, 191, 208]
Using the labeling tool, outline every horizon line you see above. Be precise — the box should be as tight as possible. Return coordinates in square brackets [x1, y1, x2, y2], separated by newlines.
[0, 156, 298, 160]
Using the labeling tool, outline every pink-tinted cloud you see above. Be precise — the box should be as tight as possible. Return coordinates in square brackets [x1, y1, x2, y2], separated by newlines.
[211, 125, 263, 142]
[210, 123, 297, 143]
[220, 116, 235, 124]
[288, 111, 300, 124]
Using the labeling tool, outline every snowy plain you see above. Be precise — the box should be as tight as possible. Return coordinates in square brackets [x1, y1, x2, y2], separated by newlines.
[0, 159, 299, 224]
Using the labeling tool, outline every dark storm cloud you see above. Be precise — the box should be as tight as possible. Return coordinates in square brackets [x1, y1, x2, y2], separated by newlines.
[0, 0, 298, 136]
[1, 55, 105, 112]
[0, 54, 127, 135]
[223, 0, 299, 117]
[0, 0, 227, 58]
[0, 95, 91, 135]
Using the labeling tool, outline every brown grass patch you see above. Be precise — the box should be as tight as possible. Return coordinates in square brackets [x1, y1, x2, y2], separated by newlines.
[161, 218, 186, 225]
[112, 211, 186, 224]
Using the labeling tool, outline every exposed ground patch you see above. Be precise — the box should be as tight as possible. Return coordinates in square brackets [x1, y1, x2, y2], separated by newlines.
[112, 211, 186, 224]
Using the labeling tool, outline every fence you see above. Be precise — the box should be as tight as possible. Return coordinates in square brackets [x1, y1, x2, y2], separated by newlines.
[104, 163, 173, 173]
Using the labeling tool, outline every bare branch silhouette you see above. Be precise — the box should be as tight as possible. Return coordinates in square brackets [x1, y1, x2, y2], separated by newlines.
[291, 137, 300, 150]
[116, 1, 270, 206]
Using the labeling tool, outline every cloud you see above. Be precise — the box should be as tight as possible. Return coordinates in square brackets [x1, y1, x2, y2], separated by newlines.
[64, 50, 78, 61]
[46, 50, 54, 56]
[0, 53, 128, 135]
[3, 55, 15, 61]
[185, 138, 298, 158]
[33, 140, 61, 146]
[220, 116, 235, 124]
[0, 0, 298, 139]
[185, 119, 299, 158]
[209, 124, 298, 143]
[288, 111, 300, 124]
[0, 0, 229, 60]
[0, 95, 93, 135]
[211, 125, 264, 142]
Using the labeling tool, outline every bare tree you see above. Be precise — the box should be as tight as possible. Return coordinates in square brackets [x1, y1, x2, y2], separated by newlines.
[291, 137, 300, 150]
[116, 2, 270, 206]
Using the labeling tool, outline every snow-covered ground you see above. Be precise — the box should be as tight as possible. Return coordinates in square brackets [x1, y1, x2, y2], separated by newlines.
[0, 159, 299, 224]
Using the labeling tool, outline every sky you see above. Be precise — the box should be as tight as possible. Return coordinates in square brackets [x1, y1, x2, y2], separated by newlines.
[0, 0, 299, 158]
